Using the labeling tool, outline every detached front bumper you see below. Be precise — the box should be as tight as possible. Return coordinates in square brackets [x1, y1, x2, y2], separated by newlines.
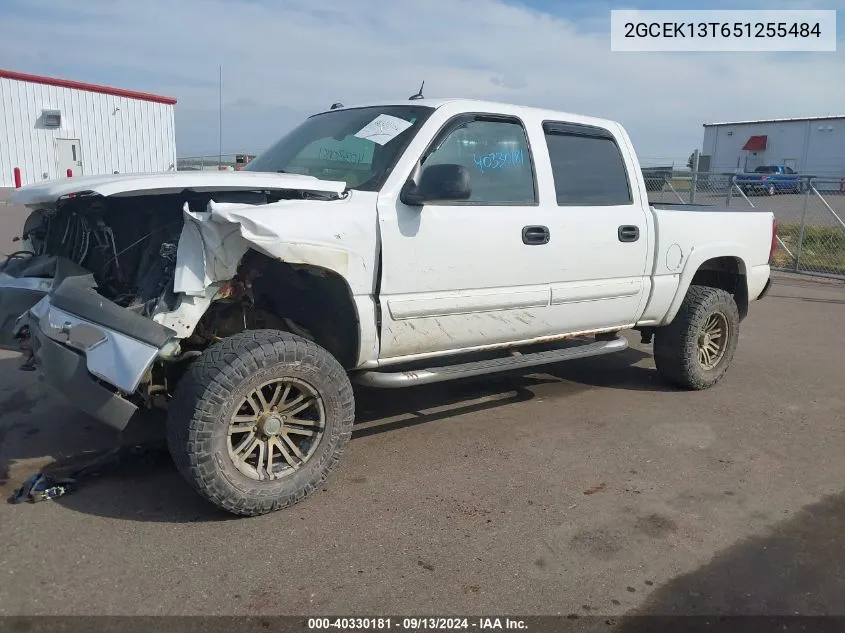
[27, 306, 139, 430]
[1, 269, 178, 431]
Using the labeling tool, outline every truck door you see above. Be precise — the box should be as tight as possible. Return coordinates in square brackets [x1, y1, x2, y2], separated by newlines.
[535, 120, 651, 335]
[376, 112, 651, 363]
[376, 113, 555, 360]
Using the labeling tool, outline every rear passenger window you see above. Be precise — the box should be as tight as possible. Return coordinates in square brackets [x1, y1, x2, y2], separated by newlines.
[422, 118, 537, 204]
[543, 122, 632, 206]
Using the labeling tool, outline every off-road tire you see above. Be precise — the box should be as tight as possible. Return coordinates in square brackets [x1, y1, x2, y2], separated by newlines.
[166, 329, 354, 516]
[653, 285, 740, 390]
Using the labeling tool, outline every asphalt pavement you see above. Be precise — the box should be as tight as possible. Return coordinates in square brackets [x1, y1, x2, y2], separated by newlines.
[0, 273, 844, 616]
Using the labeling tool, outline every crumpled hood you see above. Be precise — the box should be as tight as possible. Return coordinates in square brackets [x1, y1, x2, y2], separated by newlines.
[11, 171, 347, 206]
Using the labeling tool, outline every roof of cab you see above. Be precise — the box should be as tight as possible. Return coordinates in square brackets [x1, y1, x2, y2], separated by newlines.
[312, 98, 621, 130]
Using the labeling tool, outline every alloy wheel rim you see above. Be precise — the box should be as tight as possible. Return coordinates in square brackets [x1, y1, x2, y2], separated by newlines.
[697, 312, 729, 370]
[227, 377, 326, 481]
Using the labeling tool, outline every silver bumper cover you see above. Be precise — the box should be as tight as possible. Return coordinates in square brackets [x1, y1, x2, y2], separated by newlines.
[28, 296, 162, 394]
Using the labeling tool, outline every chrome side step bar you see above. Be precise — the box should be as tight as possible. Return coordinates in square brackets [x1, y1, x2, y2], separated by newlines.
[352, 335, 628, 388]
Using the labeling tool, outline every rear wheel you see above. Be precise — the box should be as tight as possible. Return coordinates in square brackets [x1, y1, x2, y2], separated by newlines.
[654, 285, 740, 390]
[166, 329, 354, 516]
[767, 184, 776, 196]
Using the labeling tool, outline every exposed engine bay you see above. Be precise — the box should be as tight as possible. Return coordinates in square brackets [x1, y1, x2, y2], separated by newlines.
[3, 187, 352, 359]
[14, 191, 287, 316]
[21, 194, 186, 316]
[13, 184, 342, 300]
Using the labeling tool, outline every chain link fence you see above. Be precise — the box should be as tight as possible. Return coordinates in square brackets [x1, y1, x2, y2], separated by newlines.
[176, 154, 257, 171]
[646, 171, 845, 279]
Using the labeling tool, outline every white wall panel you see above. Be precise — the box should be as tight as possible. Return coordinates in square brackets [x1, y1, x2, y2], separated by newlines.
[0, 74, 176, 188]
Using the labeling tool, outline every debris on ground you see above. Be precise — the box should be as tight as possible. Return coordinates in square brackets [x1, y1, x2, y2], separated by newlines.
[9, 473, 77, 503]
[7, 442, 168, 505]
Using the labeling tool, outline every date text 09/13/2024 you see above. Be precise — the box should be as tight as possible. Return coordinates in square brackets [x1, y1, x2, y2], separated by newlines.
[307, 617, 528, 630]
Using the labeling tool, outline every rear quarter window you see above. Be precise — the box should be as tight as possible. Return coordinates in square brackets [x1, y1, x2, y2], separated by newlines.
[543, 122, 632, 206]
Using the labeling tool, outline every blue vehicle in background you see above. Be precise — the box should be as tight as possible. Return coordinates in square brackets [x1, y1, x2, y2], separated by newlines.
[735, 165, 803, 196]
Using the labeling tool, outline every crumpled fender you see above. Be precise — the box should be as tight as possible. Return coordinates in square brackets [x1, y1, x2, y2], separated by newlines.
[155, 194, 379, 342]
[174, 196, 376, 296]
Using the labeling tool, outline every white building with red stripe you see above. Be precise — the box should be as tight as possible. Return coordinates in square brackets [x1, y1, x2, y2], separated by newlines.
[700, 115, 845, 178]
[0, 69, 177, 188]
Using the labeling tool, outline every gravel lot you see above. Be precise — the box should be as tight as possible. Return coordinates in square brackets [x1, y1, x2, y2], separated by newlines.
[0, 273, 843, 617]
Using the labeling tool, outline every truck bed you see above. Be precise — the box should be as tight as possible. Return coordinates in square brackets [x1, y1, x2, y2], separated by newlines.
[651, 202, 770, 213]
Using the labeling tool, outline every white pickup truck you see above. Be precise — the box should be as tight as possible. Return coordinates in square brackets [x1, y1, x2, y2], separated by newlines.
[0, 98, 775, 516]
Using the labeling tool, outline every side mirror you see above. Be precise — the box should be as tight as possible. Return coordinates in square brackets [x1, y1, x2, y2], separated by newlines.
[400, 163, 471, 206]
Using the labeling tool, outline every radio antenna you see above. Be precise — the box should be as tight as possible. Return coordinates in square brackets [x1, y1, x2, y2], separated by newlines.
[409, 81, 425, 100]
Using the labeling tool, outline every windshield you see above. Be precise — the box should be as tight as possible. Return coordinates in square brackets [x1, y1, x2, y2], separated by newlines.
[245, 105, 435, 191]
[754, 166, 778, 173]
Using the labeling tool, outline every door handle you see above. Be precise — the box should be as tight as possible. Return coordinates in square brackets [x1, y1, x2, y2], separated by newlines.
[522, 225, 550, 245]
[618, 225, 639, 243]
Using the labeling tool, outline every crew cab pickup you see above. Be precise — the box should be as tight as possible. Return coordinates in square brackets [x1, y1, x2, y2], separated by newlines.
[735, 165, 803, 195]
[0, 99, 776, 516]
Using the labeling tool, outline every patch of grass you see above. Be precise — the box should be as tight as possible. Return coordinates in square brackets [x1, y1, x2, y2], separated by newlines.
[774, 222, 845, 275]
[666, 177, 691, 191]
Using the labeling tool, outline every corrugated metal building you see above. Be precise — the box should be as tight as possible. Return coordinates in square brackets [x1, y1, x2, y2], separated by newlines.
[701, 115, 845, 177]
[0, 69, 177, 188]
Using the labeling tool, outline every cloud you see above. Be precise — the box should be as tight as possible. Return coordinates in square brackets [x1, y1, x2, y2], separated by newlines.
[491, 75, 529, 90]
[1, 0, 842, 160]
[229, 97, 260, 108]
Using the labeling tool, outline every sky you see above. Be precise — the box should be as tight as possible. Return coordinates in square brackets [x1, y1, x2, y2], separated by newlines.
[0, 0, 842, 166]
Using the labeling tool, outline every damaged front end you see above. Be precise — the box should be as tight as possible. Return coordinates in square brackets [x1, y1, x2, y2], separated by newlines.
[15, 287, 174, 429]
[0, 172, 355, 431]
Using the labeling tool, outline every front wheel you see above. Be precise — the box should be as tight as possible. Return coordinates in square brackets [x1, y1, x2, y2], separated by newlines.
[653, 286, 740, 390]
[166, 330, 355, 516]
